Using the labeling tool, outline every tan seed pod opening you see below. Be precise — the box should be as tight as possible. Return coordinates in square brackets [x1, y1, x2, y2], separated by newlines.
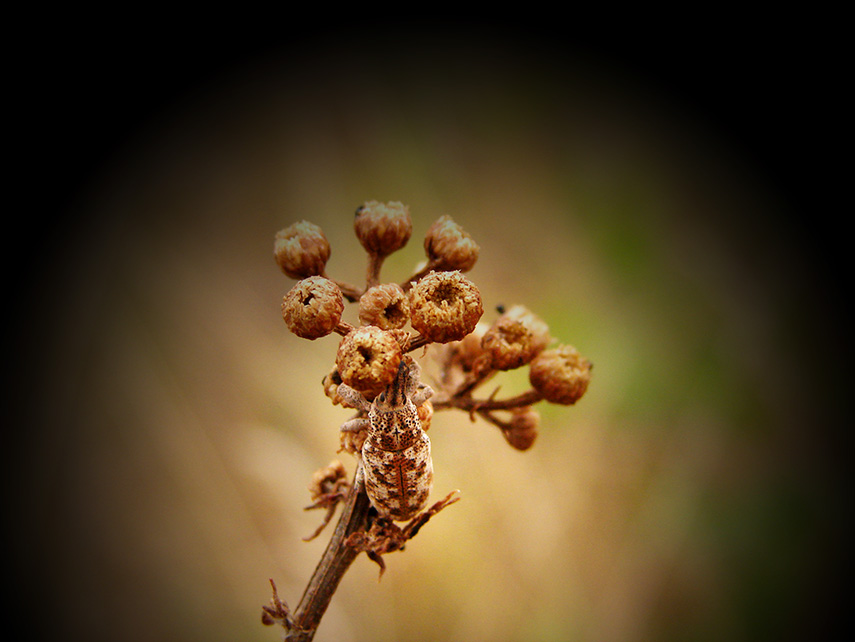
[281, 276, 344, 340]
[358, 283, 411, 330]
[335, 326, 403, 398]
[409, 270, 483, 344]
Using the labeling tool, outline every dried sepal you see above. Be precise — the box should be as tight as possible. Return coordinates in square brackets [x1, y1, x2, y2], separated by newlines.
[354, 200, 413, 257]
[481, 305, 551, 371]
[358, 283, 411, 330]
[274, 221, 331, 279]
[281, 276, 344, 340]
[424, 214, 480, 272]
[528, 345, 591, 405]
[409, 270, 483, 344]
[335, 326, 403, 398]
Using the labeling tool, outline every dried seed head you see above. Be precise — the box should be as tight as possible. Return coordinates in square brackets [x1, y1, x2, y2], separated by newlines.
[354, 200, 413, 256]
[281, 276, 344, 340]
[409, 270, 483, 344]
[501, 407, 540, 451]
[358, 283, 410, 330]
[336, 326, 403, 397]
[424, 214, 480, 272]
[529, 345, 592, 405]
[274, 221, 331, 279]
[481, 305, 551, 371]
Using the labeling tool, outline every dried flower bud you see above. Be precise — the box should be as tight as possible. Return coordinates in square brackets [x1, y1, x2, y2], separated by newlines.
[354, 200, 412, 256]
[481, 305, 551, 371]
[281, 276, 344, 340]
[424, 214, 480, 272]
[322, 367, 345, 405]
[358, 283, 410, 330]
[274, 221, 331, 279]
[417, 399, 433, 432]
[439, 321, 490, 372]
[529, 345, 592, 405]
[409, 270, 483, 344]
[336, 326, 403, 397]
[501, 407, 540, 451]
[307, 460, 348, 502]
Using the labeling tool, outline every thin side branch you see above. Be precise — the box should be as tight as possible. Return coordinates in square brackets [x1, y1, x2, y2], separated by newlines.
[432, 388, 543, 412]
[365, 253, 386, 290]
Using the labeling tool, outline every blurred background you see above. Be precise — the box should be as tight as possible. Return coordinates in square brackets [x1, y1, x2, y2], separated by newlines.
[6, 19, 850, 642]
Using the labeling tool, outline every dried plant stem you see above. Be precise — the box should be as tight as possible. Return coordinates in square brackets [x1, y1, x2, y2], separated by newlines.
[279, 466, 372, 641]
[365, 253, 386, 290]
[404, 333, 432, 353]
[334, 321, 356, 337]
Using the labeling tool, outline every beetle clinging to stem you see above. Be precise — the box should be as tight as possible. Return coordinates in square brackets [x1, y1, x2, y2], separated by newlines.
[336, 355, 459, 569]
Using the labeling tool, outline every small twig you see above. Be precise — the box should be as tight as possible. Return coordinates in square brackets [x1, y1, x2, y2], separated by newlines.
[365, 253, 385, 290]
[404, 333, 432, 353]
[334, 321, 356, 337]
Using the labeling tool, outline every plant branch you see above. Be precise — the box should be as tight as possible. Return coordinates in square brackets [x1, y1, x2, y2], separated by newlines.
[400, 259, 441, 291]
[365, 252, 386, 290]
[432, 388, 543, 412]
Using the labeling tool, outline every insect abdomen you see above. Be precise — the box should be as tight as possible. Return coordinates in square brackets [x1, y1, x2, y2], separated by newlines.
[362, 433, 433, 521]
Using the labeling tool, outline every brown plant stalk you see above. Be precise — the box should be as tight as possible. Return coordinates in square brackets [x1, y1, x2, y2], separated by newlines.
[263, 466, 372, 640]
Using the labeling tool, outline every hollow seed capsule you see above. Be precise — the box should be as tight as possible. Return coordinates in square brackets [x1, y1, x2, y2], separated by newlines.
[335, 326, 404, 398]
[481, 304, 551, 371]
[354, 200, 413, 257]
[358, 283, 410, 330]
[274, 221, 331, 279]
[529, 345, 592, 405]
[409, 270, 483, 344]
[423, 214, 480, 272]
[281, 276, 344, 340]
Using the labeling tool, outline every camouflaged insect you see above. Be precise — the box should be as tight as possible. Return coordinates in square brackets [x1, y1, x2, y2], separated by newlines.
[338, 356, 433, 521]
